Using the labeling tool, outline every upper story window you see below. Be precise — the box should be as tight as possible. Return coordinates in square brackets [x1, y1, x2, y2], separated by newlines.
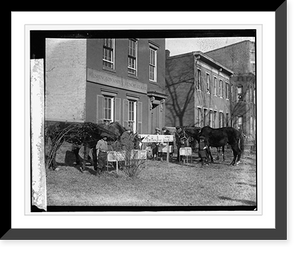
[149, 46, 157, 82]
[206, 73, 210, 93]
[214, 77, 217, 96]
[128, 39, 137, 76]
[103, 39, 115, 70]
[219, 79, 223, 98]
[225, 82, 229, 99]
[196, 69, 201, 90]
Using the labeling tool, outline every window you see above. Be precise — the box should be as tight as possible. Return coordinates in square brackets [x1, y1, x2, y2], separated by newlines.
[128, 39, 137, 75]
[219, 80, 223, 97]
[204, 108, 208, 126]
[237, 116, 243, 130]
[197, 107, 202, 127]
[103, 39, 115, 69]
[219, 111, 224, 127]
[197, 69, 201, 90]
[209, 110, 213, 127]
[104, 96, 114, 123]
[206, 73, 210, 93]
[226, 113, 229, 127]
[237, 86, 243, 101]
[128, 100, 137, 133]
[214, 77, 217, 96]
[149, 46, 157, 82]
[225, 82, 229, 99]
[213, 111, 217, 128]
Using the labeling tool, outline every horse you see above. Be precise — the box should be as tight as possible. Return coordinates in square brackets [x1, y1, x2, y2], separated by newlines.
[199, 126, 244, 165]
[45, 121, 125, 172]
[177, 126, 227, 162]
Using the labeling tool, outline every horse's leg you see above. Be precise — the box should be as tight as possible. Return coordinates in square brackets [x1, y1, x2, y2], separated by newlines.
[72, 146, 81, 165]
[235, 146, 242, 165]
[222, 145, 225, 161]
[92, 147, 98, 171]
[230, 145, 238, 165]
[81, 145, 88, 172]
[216, 147, 220, 160]
[207, 147, 214, 163]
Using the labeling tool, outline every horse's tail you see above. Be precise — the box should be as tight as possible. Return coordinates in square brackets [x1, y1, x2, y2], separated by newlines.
[238, 132, 245, 154]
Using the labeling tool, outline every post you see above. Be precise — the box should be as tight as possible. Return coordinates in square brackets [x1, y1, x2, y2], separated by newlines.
[166, 142, 169, 163]
[116, 160, 119, 174]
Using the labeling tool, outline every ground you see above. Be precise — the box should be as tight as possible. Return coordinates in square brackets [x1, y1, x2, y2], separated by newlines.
[46, 142, 256, 207]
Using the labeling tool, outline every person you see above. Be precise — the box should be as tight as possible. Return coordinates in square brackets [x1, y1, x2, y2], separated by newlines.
[199, 136, 209, 165]
[96, 137, 108, 171]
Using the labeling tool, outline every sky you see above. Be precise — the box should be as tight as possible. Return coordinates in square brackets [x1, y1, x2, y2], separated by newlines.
[165, 37, 255, 56]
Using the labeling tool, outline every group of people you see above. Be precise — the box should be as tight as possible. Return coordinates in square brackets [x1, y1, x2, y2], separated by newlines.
[95, 127, 210, 170]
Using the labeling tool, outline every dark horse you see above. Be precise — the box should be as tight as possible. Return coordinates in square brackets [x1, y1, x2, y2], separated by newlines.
[199, 126, 244, 165]
[46, 121, 126, 172]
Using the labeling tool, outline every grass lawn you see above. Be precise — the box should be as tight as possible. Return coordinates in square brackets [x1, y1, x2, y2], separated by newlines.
[46, 143, 256, 207]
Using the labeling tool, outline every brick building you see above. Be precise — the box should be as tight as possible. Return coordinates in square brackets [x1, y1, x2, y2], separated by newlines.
[45, 38, 167, 134]
[165, 50, 233, 128]
[205, 40, 256, 140]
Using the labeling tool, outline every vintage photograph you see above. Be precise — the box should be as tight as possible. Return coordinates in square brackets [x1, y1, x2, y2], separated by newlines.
[30, 30, 257, 211]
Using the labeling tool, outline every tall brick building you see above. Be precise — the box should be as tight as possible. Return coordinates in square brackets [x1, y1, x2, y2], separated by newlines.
[165, 50, 233, 128]
[45, 38, 167, 134]
[205, 40, 256, 140]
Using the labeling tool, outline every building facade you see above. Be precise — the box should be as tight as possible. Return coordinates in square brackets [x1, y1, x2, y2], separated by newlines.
[205, 40, 256, 140]
[45, 38, 167, 134]
[165, 50, 233, 128]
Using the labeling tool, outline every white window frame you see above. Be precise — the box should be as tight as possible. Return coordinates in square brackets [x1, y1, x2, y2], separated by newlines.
[103, 38, 115, 70]
[149, 45, 157, 82]
[128, 39, 138, 76]
[103, 96, 114, 123]
[128, 100, 137, 133]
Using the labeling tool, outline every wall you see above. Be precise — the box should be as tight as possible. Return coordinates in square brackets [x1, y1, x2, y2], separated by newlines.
[194, 60, 231, 128]
[86, 38, 166, 94]
[45, 39, 87, 122]
[86, 38, 166, 133]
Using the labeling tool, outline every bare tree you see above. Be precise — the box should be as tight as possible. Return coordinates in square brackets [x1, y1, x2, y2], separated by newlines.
[165, 56, 195, 127]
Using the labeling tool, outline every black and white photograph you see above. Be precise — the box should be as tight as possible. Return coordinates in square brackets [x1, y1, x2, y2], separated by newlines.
[30, 30, 257, 212]
[7, 5, 289, 244]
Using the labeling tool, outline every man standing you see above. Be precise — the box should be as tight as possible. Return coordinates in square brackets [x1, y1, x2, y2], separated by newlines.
[96, 137, 108, 171]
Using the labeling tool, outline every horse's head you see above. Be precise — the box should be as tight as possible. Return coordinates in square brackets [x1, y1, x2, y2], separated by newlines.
[175, 127, 189, 146]
[132, 133, 144, 149]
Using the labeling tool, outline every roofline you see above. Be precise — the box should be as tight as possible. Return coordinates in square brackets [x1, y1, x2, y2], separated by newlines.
[167, 51, 234, 76]
[193, 51, 234, 75]
[205, 39, 254, 54]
